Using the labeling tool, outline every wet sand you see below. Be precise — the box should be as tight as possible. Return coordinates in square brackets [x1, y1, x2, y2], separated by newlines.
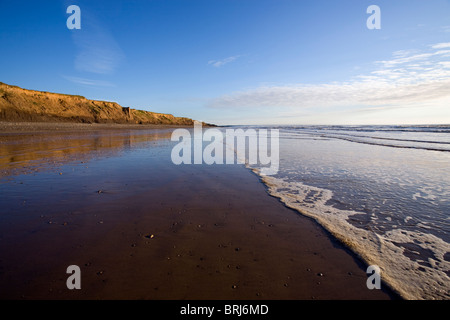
[0, 123, 399, 299]
[0, 121, 194, 134]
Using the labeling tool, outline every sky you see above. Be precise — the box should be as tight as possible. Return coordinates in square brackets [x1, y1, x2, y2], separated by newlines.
[1, 0, 450, 125]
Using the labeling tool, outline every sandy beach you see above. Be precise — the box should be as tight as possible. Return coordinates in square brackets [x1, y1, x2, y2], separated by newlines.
[0, 123, 399, 300]
[0, 121, 194, 133]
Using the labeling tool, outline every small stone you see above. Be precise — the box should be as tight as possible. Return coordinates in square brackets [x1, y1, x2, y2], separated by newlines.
[96, 271, 104, 276]
[317, 272, 324, 277]
[231, 285, 237, 289]
[284, 283, 289, 287]
[131, 244, 137, 247]
[235, 247, 241, 252]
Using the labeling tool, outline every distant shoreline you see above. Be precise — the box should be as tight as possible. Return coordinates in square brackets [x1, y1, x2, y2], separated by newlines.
[0, 121, 208, 134]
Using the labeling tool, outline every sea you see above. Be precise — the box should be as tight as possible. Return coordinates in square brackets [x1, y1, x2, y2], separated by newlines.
[240, 124, 450, 299]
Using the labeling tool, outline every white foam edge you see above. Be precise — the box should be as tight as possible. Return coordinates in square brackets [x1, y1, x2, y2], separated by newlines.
[251, 171, 450, 300]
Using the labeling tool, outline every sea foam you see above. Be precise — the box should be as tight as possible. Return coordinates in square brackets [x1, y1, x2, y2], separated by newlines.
[253, 172, 450, 300]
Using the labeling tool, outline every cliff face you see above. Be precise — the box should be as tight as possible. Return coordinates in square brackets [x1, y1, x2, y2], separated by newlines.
[0, 82, 196, 125]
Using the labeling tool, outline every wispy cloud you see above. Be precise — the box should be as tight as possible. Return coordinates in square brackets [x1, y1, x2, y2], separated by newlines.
[71, 9, 124, 75]
[208, 55, 240, 67]
[63, 76, 116, 87]
[431, 42, 450, 49]
[207, 43, 450, 113]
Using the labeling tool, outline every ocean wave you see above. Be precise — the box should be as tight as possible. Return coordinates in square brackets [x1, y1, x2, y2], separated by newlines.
[280, 130, 450, 152]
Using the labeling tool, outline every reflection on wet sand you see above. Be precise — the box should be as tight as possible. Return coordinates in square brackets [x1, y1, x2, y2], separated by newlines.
[0, 129, 173, 177]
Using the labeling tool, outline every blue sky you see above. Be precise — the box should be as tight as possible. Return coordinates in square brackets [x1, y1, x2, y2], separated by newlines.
[1, 0, 450, 125]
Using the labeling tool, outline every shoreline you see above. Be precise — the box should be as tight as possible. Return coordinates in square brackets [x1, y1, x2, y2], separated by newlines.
[0, 125, 400, 300]
[0, 121, 199, 134]
[251, 169, 403, 299]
